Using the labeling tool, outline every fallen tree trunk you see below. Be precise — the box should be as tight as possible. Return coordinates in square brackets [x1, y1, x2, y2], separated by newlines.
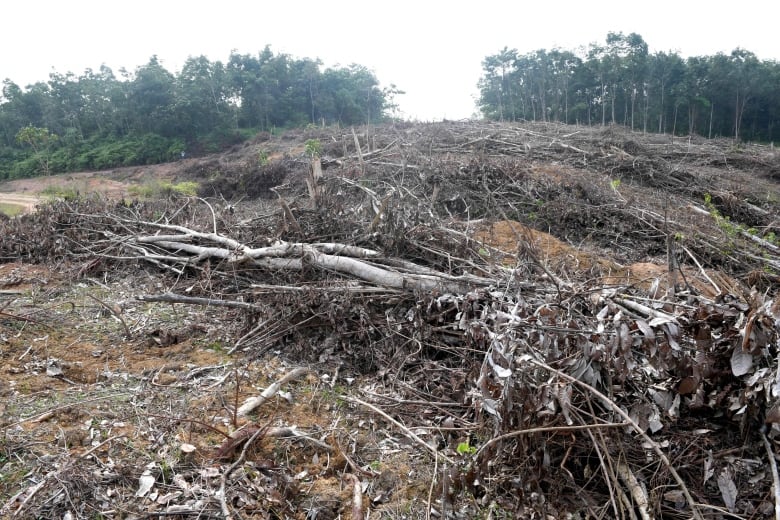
[129, 225, 491, 293]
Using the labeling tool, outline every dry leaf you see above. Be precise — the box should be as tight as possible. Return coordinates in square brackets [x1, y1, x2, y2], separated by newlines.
[730, 348, 753, 377]
[677, 376, 698, 395]
[717, 469, 738, 512]
[136, 470, 155, 497]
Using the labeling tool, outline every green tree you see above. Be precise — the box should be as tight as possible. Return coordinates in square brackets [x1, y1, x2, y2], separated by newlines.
[647, 51, 686, 133]
[15, 125, 58, 175]
[479, 48, 518, 121]
[126, 56, 176, 136]
[0, 46, 398, 177]
[175, 55, 232, 139]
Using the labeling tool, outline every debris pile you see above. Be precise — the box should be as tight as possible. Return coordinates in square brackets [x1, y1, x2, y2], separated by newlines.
[1, 121, 779, 518]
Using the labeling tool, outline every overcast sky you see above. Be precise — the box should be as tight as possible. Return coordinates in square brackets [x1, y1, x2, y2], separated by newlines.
[3, 1, 778, 121]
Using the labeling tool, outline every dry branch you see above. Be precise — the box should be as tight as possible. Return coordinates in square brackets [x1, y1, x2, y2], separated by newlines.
[345, 473, 364, 520]
[616, 461, 651, 520]
[762, 431, 780, 520]
[237, 367, 311, 417]
[348, 396, 455, 465]
[2, 122, 778, 518]
[132, 224, 489, 292]
[520, 356, 705, 520]
[138, 292, 263, 311]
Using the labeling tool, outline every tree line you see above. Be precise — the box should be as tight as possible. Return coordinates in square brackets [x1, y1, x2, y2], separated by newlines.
[478, 33, 780, 142]
[0, 46, 401, 179]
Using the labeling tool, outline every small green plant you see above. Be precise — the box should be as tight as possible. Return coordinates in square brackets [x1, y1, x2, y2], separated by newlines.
[304, 139, 322, 158]
[369, 460, 382, 471]
[456, 441, 477, 456]
[206, 341, 225, 353]
[258, 150, 269, 166]
[704, 193, 738, 236]
[610, 178, 621, 190]
[127, 184, 156, 198]
[159, 458, 174, 484]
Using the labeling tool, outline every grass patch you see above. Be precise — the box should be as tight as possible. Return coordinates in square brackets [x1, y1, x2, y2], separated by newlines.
[39, 184, 80, 200]
[128, 180, 200, 199]
[0, 202, 25, 217]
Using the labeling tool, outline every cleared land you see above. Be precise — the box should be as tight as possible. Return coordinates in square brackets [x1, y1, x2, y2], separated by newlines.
[1, 121, 779, 519]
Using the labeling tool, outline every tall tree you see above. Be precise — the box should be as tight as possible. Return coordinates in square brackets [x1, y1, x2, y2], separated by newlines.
[175, 55, 231, 138]
[126, 56, 176, 136]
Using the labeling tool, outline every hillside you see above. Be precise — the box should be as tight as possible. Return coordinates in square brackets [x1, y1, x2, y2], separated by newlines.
[1, 121, 779, 519]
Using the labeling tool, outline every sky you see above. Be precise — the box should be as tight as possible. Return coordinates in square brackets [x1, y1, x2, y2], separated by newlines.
[3, 1, 779, 121]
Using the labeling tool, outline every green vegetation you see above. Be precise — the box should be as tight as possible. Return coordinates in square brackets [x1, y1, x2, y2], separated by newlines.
[40, 184, 80, 200]
[257, 150, 269, 166]
[128, 180, 200, 199]
[15, 126, 58, 175]
[456, 441, 477, 456]
[703, 193, 779, 246]
[0, 47, 402, 180]
[304, 138, 322, 158]
[479, 32, 780, 141]
[704, 192, 739, 237]
[0, 202, 24, 217]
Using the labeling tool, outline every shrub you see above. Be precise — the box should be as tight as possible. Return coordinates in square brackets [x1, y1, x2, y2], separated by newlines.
[128, 180, 200, 199]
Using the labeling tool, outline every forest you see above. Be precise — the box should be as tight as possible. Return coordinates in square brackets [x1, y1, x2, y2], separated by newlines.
[4, 32, 780, 182]
[478, 32, 780, 142]
[0, 46, 399, 179]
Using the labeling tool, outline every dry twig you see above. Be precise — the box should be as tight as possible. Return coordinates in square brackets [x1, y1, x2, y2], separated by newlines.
[237, 367, 311, 417]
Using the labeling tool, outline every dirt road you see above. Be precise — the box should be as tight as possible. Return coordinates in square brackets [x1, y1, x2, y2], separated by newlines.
[0, 193, 40, 214]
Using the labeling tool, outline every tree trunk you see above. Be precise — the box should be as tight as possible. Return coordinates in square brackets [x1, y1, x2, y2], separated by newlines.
[658, 82, 665, 134]
[601, 83, 606, 126]
[610, 85, 616, 124]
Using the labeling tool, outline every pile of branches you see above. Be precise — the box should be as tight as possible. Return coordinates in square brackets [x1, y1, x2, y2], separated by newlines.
[2, 121, 780, 517]
[2, 191, 779, 516]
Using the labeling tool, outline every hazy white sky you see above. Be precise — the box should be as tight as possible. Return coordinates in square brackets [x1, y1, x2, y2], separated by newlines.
[3, 1, 778, 120]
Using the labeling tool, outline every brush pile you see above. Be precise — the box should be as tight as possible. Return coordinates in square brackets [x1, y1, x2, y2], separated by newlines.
[2, 121, 780, 518]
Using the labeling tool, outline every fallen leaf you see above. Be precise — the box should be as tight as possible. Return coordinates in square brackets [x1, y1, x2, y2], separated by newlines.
[730, 348, 753, 377]
[136, 470, 155, 497]
[717, 469, 738, 512]
[677, 376, 698, 395]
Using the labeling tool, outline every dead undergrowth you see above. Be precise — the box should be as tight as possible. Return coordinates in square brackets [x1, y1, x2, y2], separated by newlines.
[1, 121, 779, 519]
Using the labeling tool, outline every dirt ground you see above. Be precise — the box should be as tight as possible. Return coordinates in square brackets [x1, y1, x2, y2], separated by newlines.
[0, 162, 186, 216]
[0, 259, 437, 519]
